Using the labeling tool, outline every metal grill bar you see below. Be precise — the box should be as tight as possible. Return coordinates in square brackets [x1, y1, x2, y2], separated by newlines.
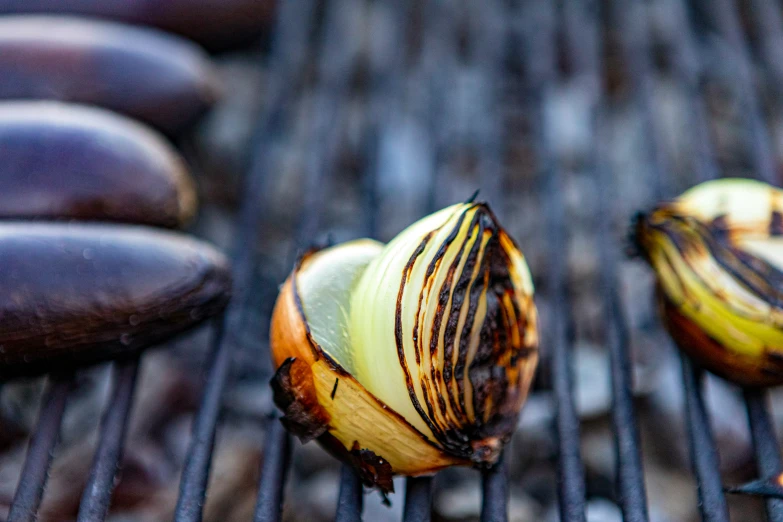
[420, 0, 457, 212]
[597, 176, 650, 522]
[174, 316, 228, 522]
[661, 1, 733, 518]
[681, 360, 730, 522]
[704, 0, 777, 185]
[77, 359, 140, 522]
[253, 421, 292, 522]
[568, 0, 652, 519]
[231, 0, 318, 519]
[172, 3, 319, 515]
[744, 389, 783, 521]
[604, 278, 650, 522]
[612, 0, 667, 198]
[521, 0, 588, 518]
[480, 459, 509, 522]
[175, 1, 322, 512]
[335, 466, 363, 522]
[546, 145, 587, 522]
[466, 0, 505, 209]
[294, 0, 360, 247]
[751, 0, 783, 83]
[363, 0, 408, 239]
[331, 437, 362, 507]
[603, 3, 676, 521]
[670, 0, 720, 184]
[403, 477, 433, 522]
[7, 375, 73, 522]
[171, 1, 319, 512]
[233, 0, 318, 281]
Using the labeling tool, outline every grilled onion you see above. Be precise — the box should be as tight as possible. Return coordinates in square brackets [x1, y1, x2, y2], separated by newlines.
[634, 178, 783, 386]
[270, 203, 538, 490]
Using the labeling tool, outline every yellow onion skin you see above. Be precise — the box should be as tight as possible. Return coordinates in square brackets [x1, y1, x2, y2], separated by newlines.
[269, 203, 538, 491]
[634, 178, 783, 387]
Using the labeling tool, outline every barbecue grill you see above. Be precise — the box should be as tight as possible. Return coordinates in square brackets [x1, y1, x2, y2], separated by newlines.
[3, 0, 783, 521]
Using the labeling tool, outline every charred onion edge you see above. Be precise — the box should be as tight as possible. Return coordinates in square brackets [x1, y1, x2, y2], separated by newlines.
[316, 435, 396, 494]
[271, 357, 330, 442]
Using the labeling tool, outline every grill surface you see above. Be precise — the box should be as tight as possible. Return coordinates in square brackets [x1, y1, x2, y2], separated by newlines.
[3, 0, 783, 521]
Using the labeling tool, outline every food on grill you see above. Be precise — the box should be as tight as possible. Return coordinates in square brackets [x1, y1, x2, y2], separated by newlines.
[634, 178, 783, 386]
[269, 202, 538, 491]
[0, 0, 275, 50]
[0, 224, 232, 377]
[0, 16, 220, 134]
[0, 102, 196, 228]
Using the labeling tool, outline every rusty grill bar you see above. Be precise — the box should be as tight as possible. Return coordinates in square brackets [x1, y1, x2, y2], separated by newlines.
[3, 0, 783, 521]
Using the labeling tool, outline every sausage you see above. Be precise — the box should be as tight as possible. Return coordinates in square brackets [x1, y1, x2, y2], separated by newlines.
[0, 101, 197, 227]
[0, 16, 220, 134]
[0, 0, 276, 49]
[0, 223, 233, 377]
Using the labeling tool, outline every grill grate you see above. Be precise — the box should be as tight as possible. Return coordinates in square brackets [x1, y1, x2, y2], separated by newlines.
[4, 0, 783, 521]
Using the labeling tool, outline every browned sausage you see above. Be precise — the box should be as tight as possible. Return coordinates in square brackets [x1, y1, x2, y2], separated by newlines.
[0, 101, 197, 227]
[0, 16, 220, 134]
[0, 0, 276, 50]
[0, 223, 232, 377]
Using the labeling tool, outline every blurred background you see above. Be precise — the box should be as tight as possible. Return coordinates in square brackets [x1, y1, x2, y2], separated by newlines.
[1, 0, 783, 521]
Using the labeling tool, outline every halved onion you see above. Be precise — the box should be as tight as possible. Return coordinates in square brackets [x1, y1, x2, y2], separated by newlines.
[635, 179, 783, 386]
[270, 203, 539, 490]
